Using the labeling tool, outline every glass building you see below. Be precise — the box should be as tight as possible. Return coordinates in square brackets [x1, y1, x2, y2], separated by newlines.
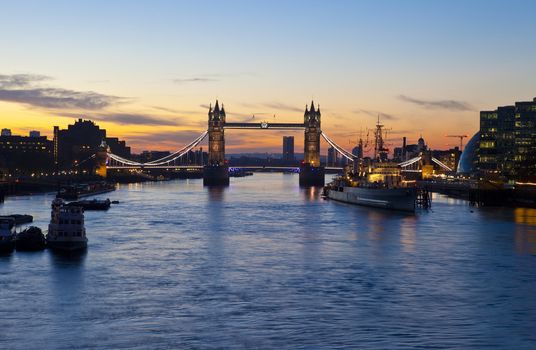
[457, 132, 479, 174]
[478, 98, 536, 180]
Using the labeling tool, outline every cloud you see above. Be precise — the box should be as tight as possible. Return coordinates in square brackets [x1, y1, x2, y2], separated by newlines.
[173, 72, 255, 85]
[126, 130, 205, 145]
[0, 74, 51, 88]
[58, 112, 178, 126]
[173, 77, 218, 84]
[355, 109, 398, 120]
[261, 102, 303, 113]
[398, 95, 474, 111]
[0, 73, 123, 110]
[150, 105, 200, 115]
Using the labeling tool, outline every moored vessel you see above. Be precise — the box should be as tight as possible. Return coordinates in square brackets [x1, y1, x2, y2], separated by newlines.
[324, 117, 417, 212]
[325, 164, 417, 212]
[46, 198, 87, 252]
[56, 182, 115, 200]
[16, 226, 46, 251]
[67, 198, 111, 211]
[0, 217, 16, 253]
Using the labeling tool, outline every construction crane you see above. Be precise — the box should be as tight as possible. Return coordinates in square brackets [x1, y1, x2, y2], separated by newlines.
[446, 135, 468, 151]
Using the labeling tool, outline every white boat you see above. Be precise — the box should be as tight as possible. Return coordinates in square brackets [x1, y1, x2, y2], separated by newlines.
[0, 217, 16, 252]
[46, 198, 87, 252]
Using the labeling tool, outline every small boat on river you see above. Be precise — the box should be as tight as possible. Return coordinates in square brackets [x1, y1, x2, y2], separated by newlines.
[16, 226, 46, 251]
[46, 198, 87, 252]
[0, 217, 16, 253]
[67, 198, 111, 211]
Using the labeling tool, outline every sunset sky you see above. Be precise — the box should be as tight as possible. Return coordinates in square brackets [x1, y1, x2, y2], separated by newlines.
[1, 0, 535, 155]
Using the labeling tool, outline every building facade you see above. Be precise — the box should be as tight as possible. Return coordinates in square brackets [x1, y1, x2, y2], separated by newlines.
[479, 98, 536, 180]
[327, 146, 339, 167]
[0, 131, 53, 174]
[54, 118, 131, 170]
[282, 136, 294, 162]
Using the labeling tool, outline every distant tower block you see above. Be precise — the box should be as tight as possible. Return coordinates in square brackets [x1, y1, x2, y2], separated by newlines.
[299, 101, 325, 186]
[204, 100, 229, 186]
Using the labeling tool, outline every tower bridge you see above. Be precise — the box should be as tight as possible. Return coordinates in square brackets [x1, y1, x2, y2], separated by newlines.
[102, 100, 360, 186]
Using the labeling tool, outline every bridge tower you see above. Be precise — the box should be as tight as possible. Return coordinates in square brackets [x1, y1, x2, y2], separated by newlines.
[300, 101, 325, 186]
[95, 140, 109, 178]
[204, 100, 230, 186]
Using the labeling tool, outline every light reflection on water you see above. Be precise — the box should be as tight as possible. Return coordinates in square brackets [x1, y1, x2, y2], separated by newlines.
[0, 173, 535, 349]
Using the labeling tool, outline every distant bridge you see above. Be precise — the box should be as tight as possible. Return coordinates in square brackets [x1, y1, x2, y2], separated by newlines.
[102, 101, 354, 186]
[101, 100, 452, 185]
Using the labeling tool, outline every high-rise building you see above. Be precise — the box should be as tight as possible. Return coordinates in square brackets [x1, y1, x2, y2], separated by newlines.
[327, 146, 339, 167]
[1, 128, 12, 136]
[282, 136, 294, 162]
[478, 98, 536, 180]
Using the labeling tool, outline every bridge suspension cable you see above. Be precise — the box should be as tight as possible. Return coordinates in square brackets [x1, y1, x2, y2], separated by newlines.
[396, 155, 453, 172]
[107, 130, 208, 167]
[397, 156, 422, 168]
[431, 157, 453, 172]
[320, 132, 357, 161]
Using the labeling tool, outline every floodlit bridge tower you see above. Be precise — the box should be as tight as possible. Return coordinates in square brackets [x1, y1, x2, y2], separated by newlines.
[300, 101, 325, 186]
[204, 100, 230, 185]
[95, 140, 109, 178]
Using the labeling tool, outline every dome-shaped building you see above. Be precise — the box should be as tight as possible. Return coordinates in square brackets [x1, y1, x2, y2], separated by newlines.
[457, 132, 480, 174]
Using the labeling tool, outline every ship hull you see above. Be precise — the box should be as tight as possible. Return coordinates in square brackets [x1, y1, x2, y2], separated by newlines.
[327, 186, 416, 212]
[46, 239, 87, 252]
[0, 239, 15, 253]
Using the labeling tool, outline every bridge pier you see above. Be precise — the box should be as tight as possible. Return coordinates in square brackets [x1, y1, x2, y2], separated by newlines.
[203, 165, 229, 186]
[299, 164, 325, 186]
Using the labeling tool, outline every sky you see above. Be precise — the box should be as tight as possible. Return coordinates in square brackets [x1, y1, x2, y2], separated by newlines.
[0, 0, 535, 154]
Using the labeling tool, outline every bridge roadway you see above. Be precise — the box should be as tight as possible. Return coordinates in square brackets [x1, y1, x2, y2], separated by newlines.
[223, 122, 306, 129]
[107, 165, 343, 171]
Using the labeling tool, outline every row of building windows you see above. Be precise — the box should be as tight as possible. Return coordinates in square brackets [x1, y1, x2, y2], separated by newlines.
[58, 219, 83, 225]
[56, 231, 84, 237]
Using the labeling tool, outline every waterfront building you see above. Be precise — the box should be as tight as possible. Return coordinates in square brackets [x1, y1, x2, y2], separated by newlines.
[352, 144, 363, 159]
[105, 137, 131, 159]
[54, 118, 131, 170]
[479, 98, 536, 180]
[417, 136, 427, 152]
[0, 131, 53, 173]
[431, 147, 461, 172]
[457, 132, 480, 174]
[282, 136, 295, 162]
[394, 137, 423, 162]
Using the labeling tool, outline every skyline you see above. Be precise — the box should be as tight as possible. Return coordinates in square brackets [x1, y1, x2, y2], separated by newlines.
[1, 0, 536, 153]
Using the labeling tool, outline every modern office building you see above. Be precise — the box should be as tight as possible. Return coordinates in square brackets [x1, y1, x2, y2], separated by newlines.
[479, 98, 536, 180]
[282, 136, 294, 162]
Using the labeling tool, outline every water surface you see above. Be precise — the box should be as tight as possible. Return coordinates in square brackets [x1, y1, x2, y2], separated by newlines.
[1, 174, 535, 349]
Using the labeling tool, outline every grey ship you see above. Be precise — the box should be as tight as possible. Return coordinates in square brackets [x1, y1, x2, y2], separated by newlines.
[324, 118, 417, 212]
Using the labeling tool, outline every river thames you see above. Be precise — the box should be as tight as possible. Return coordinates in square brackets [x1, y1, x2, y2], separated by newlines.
[0, 173, 535, 349]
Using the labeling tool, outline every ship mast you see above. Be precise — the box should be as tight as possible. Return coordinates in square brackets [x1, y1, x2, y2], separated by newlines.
[374, 114, 389, 162]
